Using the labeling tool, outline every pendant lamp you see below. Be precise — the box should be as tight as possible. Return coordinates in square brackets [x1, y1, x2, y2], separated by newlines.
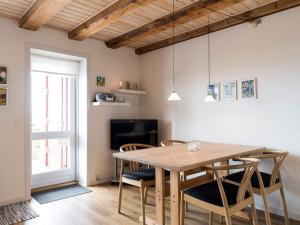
[168, 0, 181, 101]
[204, 15, 215, 102]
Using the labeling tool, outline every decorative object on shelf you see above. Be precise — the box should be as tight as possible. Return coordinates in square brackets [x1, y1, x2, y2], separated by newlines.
[95, 92, 115, 102]
[116, 95, 126, 103]
[240, 78, 257, 100]
[131, 83, 139, 90]
[223, 80, 237, 101]
[125, 81, 130, 90]
[207, 82, 219, 101]
[168, 0, 181, 101]
[96, 76, 105, 87]
[0, 66, 7, 85]
[0, 87, 8, 107]
[119, 81, 125, 89]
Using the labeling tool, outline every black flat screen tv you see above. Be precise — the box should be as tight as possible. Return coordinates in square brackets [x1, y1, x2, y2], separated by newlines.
[111, 119, 158, 150]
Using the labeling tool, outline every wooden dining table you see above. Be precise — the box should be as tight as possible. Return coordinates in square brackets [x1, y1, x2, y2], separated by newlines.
[113, 141, 265, 225]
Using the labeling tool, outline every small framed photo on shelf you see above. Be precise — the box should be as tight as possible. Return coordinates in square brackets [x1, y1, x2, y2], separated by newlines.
[0, 87, 8, 107]
[222, 80, 237, 101]
[96, 76, 105, 87]
[0, 66, 7, 85]
[240, 78, 257, 100]
[208, 82, 220, 101]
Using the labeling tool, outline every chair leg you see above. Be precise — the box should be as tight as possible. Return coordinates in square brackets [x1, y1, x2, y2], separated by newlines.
[280, 187, 290, 225]
[261, 193, 272, 225]
[181, 173, 189, 213]
[224, 213, 232, 225]
[251, 201, 259, 225]
[180, 192, 185, 225]
[209, 212, 213, 225]
[220, 216, 223, 224]
[118, 179, 123, 213]
[144, 187, 148, 204]
[140, 187, 146, 225]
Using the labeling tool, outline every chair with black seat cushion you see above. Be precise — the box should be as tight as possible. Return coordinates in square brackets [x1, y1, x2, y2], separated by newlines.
[225, 151, 289, 225]
[181, 158, 259, 225]
[118, 144, 160, 225]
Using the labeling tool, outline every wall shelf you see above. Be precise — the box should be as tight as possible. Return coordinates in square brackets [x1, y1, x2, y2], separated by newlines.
[114, 89, 147, 95]
[92, 102, 130, 107]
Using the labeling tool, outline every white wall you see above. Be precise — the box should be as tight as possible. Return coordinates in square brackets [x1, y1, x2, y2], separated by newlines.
[0, 18, 140, 205]
[140, 7, 300, 219]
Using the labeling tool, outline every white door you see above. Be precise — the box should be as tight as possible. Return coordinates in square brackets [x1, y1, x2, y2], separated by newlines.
[31, 71, 76, 188]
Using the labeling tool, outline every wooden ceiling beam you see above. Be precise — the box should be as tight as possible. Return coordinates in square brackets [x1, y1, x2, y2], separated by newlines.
[68, 0, 157, 41]
[19, 0, 72, 31]
[135, 0, 300, 55]
[105, 0, 243, 49]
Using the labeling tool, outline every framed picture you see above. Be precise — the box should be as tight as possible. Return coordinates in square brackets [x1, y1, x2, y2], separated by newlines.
[208, 82, 219, 101]
[0, 88, 8, 107]
[222, 80, 237, 101]
[97, 76, 105, 87]
[240, 78, 257, 100]
[0, 66, 7, 85]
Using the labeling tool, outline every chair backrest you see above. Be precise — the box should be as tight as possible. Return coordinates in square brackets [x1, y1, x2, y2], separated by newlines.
[119, 143, 154, 172]
[202, 158, 260, 207]
[161, 139, 187, 147]
[247, 151, 288, 186]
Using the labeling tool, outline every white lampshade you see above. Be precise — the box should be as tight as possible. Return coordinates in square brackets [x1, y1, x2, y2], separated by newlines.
[168, 91, 181, 101]
[204, 94, 215, 102]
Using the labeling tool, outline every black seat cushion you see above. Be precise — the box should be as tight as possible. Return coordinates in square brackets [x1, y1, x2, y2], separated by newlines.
[123, 168, 170, 181]
[225, 171, 278, 188]
[184, 181, 249, 206]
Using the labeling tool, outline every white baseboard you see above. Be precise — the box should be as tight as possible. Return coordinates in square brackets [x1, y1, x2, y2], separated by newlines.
[88, 176, 112, 186]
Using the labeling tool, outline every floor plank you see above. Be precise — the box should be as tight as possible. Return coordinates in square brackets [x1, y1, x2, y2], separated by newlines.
[19, 184, 300, 225]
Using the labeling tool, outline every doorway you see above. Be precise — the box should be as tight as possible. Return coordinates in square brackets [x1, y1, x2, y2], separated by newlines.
[30, 50, 78, 189]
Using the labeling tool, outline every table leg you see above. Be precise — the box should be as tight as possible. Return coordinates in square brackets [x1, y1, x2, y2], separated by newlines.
[170, 170, 180, 225]
[220, 160, 229, 177]
[155, 167, 165, 225]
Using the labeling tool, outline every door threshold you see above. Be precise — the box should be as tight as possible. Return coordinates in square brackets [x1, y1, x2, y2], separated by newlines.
[31, 181, 78, 193]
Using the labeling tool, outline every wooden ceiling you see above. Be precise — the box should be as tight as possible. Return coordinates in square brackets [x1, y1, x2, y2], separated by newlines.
[0, 0, 299, 54]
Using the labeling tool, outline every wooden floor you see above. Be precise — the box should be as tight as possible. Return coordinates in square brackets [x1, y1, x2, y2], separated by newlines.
[19, 184, 300, 225]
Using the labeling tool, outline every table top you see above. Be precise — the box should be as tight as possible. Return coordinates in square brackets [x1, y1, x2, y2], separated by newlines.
[113, 142, 265, 172]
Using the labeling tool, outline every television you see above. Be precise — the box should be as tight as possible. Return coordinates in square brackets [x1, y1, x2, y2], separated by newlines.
[111, 119, 158, 150]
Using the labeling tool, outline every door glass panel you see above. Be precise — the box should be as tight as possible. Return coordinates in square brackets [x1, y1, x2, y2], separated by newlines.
[31, 72, 71, 133]
[32, 138, 71, 175]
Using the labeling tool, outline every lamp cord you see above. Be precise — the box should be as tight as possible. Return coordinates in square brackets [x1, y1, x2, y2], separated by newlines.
[207, 15, 211, 85]
[172, 0, 175, 92]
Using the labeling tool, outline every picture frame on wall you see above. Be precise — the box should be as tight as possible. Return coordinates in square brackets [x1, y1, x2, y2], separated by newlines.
[0, 87, 8, 107]
[0, 66, 7, 85]
[208, 82, 220, 101]
[222, 80, 237, 101]
[96, 76, 105, 87]
[240, 78, 257, 100]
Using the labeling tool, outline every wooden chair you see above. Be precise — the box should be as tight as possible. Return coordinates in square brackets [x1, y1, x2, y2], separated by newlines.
[118, 143, 167, 225]
[161, 139, 187, 146]
[181, 158, 260, 225]
[225, 151, 289, 225]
